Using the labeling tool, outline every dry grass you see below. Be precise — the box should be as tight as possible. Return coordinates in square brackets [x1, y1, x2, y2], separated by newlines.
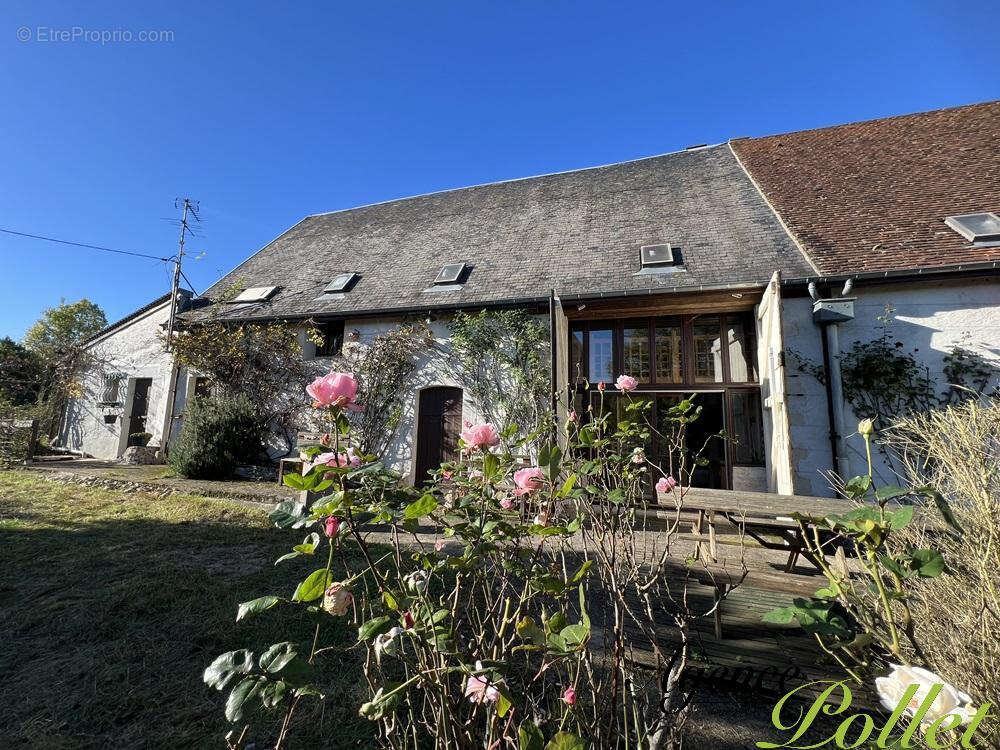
[883, 399, 1000, 721]
[0, 470, 378, 749]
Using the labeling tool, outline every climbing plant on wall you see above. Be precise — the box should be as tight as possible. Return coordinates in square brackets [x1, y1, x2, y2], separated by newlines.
[450, 309, 551, 446]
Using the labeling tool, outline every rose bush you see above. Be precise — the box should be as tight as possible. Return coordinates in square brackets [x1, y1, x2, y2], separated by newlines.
[205, 370, 735, 749]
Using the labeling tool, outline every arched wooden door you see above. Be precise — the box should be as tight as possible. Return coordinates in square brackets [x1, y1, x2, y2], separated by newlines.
[414, 386, 463, 484]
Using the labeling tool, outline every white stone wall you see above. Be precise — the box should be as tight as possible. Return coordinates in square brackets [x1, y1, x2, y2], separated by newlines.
[60, 301, 175, 460]
[783, 277, 1000, 496]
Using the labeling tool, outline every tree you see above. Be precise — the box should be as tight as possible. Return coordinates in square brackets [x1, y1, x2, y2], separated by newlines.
[22, 299, 108, 436]
[23, 299, 107, 361]
[0, 337, 44, 407]
[168, 319, 315, 455]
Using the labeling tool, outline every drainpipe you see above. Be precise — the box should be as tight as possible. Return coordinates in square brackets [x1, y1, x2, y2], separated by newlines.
[158, 364, 180, 460]
[812, 291, 856, 479]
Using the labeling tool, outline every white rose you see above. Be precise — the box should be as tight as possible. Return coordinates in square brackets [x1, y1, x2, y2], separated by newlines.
[874, 664, 975, 726]
[405, 569, 429, 595]
[374, 626, 405, 663]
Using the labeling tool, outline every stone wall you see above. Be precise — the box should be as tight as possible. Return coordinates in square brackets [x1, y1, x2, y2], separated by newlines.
[782, 276, 1000, 496]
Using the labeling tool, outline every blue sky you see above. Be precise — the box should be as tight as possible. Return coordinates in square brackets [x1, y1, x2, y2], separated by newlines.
[1, 1, 997, 339]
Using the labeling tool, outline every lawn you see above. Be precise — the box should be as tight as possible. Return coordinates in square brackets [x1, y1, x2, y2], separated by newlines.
[0, 470, 378, 749]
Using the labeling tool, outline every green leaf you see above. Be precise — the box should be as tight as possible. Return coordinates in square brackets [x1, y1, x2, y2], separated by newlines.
[204, 649, 255, 690]
[269, 499, 309, 528]
[843, 475, 872, 499]
[560, 622, 590, 649]
[236, 595, 281, 622]
[259, 679, 288, 709]
[570, 559, 593, 584]
[258, 642, 299, 674]
[483, 452, 500, 480]
[558, 474, 578, 498]
[545, 731, 587, 750]
[225, 676, 264, 722]
[358, 616, 392, 642]
[404, 493, 438, 519]
[292, 568, 332, 602]
[282, 473, 308, 491]
[516, 616, 546, 646]
[762, 606, 796, 625]
[383, 590, 399, 611]
[496, 686, 513, 718]
[875, 485, 911, 503]
[519, 720, 545, 750]
[886, 506, 914, 530]
[909, 548, 945, 578]
[545, 612, 567, 634]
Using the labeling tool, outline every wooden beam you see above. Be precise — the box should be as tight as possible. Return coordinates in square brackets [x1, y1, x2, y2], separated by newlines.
[564, 289, 763, 320]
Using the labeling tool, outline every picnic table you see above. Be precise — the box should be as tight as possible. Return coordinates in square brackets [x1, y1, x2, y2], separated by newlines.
[663, 487, 853, 572]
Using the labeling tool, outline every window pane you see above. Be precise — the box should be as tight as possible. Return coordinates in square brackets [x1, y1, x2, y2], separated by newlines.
[569, 327, 585, 384]
[731, 390, 765, 465]
[693, 316, 723, 383]
[726, 315, 757, 382]
[316, 321, 344, 357]
[622, 323, 651, 383]
[655, 323, 682, 383]
[588, 327, 614, 384]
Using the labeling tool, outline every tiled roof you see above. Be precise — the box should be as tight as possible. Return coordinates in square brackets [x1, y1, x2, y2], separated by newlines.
[732, 101, 1000, 275]
[185, 145, 812, 322]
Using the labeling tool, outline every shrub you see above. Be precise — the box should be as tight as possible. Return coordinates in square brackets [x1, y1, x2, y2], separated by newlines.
[169, 395, 263, 479]
[882, 399, 1000, 727]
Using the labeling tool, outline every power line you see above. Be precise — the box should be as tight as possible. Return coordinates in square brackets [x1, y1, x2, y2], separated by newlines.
[0, 227, 174, 262]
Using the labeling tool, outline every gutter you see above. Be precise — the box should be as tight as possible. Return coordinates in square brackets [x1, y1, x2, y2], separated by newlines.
[783, 260, 1000, 289]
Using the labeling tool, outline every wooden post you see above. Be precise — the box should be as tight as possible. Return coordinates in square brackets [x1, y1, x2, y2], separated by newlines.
[707, 510, 718, 563]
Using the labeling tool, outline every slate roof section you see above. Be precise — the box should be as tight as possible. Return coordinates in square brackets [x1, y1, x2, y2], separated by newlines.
[732, 101, 1000, 276]
[186, 145, 813, 322]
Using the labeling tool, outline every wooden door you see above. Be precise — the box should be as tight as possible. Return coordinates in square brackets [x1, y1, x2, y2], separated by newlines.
[126, 378, 153, 447]
[414, 387, 463, 484]
[756, 272, 794, 494]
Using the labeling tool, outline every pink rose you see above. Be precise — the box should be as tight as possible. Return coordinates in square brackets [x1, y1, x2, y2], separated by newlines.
[499, 497, 515, 510]
[434, 538, 446, 553]
[323, 583, 353, 616]
[568, 409, 577, 423]
[306, 372, 358, 408]
[313, 451, 360, 469]
[616, 375, 638, 392]
[324, 516, 341, 538]
[465, 662, 500, 704]
[461, 423, 500, 450]
[562, 686, 576, 706]
[656, 476, 677, 494]
[597, 381, 606, 392]
[402, 611, 415, 630]
[513, 467, 545, 497]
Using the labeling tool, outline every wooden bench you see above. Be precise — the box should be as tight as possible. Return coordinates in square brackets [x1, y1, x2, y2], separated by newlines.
[277, 430, 327, 485]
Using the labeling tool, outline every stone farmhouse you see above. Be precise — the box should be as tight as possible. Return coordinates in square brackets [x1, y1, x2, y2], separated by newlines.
[59, 101, 1000, 496]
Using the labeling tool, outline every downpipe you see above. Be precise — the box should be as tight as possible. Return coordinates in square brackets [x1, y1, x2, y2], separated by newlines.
[810, 283, 856, 480]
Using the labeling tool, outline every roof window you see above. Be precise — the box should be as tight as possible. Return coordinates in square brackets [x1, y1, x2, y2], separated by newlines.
[944, 212, 1000, 244]
[228, 286, 277, 303]
[434, 263, 466, 285]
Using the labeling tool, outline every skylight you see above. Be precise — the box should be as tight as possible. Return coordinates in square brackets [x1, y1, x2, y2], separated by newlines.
[945, 212, 1000, 244]
[640, 244, 675, 267]
[228, 286, 277, 303]
[324, 273, 358, 293]
[434, 263, 466, 285]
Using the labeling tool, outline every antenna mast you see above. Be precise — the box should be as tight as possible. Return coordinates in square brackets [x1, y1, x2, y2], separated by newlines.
[165, 197, 199, 350]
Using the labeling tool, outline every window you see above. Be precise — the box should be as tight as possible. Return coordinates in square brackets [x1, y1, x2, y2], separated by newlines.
[99, 374, 122, 405]
[944, 212, 1000, 244]
[323, 273, 358, 293]
[315, 321, 345, 358]
[730, 390, 765, 465]
[193, 377, 212, 399]
[434, 263, 466, 285]
[229, 286, 277, 303]
[622, 323, 651, 383]
[692, 315, 723, 383]
[640, 243, 675, 267]
[588, 327, 614, 383]
[655, 322, 683, 383]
